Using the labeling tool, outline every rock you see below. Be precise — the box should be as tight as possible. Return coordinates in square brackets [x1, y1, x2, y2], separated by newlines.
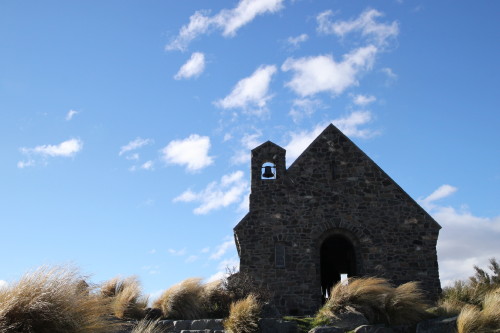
[308, 326, 345, 333]
[190, 319, 224, 330]
[259, 318, 298, 333]
[329, 308, 369, 330]
[354, 325, 394, 333]
[416, 316, 457, 333]
[173, 320, 192, 331]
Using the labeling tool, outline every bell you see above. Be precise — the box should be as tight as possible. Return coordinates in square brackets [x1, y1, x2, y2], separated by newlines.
[262, 165, 275, 178]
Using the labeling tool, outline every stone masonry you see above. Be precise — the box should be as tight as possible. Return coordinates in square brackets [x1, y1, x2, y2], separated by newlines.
[233, 124, 441, 315]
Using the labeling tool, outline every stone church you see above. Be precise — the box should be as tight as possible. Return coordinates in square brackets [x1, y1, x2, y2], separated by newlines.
[233, 124, 441, 315]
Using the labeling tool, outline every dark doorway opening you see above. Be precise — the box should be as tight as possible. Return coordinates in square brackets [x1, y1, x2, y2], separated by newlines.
[320, 235, 356, 301]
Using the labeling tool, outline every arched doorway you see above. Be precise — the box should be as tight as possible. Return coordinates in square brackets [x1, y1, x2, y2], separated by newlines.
[320, 235, 356, 301]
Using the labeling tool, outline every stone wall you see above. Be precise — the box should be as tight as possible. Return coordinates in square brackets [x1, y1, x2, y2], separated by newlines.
[234, 124, 441, 315]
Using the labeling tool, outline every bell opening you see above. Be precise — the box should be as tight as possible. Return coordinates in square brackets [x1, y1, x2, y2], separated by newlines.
[261, 162, 276, 179]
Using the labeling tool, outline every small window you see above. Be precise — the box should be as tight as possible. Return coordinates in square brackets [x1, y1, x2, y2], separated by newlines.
[261, 162, 276, 180]
[275, 243, 285, 268]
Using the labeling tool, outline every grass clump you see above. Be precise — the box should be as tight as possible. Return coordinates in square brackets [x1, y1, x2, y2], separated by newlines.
[440, 258, 500, 310]
[131, 319, 165, 333]
[224, 293, 261, 333]
[100, 276, 148, 320]
[152, 278, 206, 320]
[316, 277, 430, 326]
[0, 265, 112, 333]
[456, 287, 500, 333]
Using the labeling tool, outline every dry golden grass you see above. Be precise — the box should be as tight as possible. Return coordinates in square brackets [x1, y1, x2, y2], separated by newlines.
[316, 277, 431, 326]
[385, 282, 430, 325]
[201, 279, 231, 318]
[152, 278, 205, 320]
[0, 265, 113, 333]
[100, 276, 148, 320]
[131, 319, 164, 333]
[316, 277, 393, 324]
[457, 287, 500, 333]
[224, 293, 261, 333]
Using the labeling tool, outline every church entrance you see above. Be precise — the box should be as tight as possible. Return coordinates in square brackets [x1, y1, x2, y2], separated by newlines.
[320, 235, 356, 301]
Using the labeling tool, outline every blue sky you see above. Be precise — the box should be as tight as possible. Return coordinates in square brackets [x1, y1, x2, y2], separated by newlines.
[1, 0, 499, 297]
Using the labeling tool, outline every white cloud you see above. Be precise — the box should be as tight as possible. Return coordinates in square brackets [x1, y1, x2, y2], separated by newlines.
[231, 130, 262, 164]
[286, 33, 308, 49]
[206, 256, 240, 283]
[173, 171, 248, 214]
[332, 111, 379, 138]
[65, 109, 79, 121]
[420, 184, 458, 209]
[19, 139, 83, 167]
[119, 138, 153, 156]
[284, 124, 325, 163]
[215, 65, 277, 115]
[317, 9, 399, 46]
[282, 46, 377, 97]
[17, 159, 35, 169]
[210, 239, 236, 260]
[285, 112, 378, 164]
[174, 52, 206, 80]
[140, 160, 154, 170]
[0, 280, 7, 289]
[289, 98, 322, 123]
[168, 248, 187, 256]
[352, 94, 376, 106]
[420, 185, 500, 286]
[201, 247, 210, 253]
[166, 0, 285, 51]
[381, 67, 397, 85]
[161, 134, 214, 172]
[185, 255, 199, 263]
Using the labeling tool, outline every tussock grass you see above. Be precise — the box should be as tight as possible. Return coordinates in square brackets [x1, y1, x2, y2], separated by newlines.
[224, 293, 261, 333]
[131, 319, 164, 333]
[100, 276, 148, 320]
[457, 288, 500, 333]
[152, 278, 205, 320]
[201, 279, 231, 318]
[385, 282, 430, 325]
[316, 277, 392, 324]
[0, 265, 112, 333]
[316, 277, 430, 326]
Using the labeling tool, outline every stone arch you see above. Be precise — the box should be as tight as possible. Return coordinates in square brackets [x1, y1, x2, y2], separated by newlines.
[317, 228, 363, 301]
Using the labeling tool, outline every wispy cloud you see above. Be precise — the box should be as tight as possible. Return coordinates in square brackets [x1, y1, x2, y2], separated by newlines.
[166, 0, 285, 51]
[119, 137, 153, 156]
[215, 65, 277, 115]
[352, 94, 376, 106]
[282, 46, 377, 97]
[317, 9, 399, 46]
[18, 138, 83, 167]
[129, 160, 154, 172]
[231, 130, 262, 164]
[0, 280, 7, 289]
[173, 171, 248, 214]
[210, 238, 236, 260]
[286, 33, 308, 49]
[289, 98, 323, 123]
[65, 109, 79, 121]
[332, 111, 379, 138]
[174, 52, 206, 80]
[20, 138, 83, 157]
[161, 134, 214, 172]
[168, 248, 187, 256]
[420, 184, 458, 209]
